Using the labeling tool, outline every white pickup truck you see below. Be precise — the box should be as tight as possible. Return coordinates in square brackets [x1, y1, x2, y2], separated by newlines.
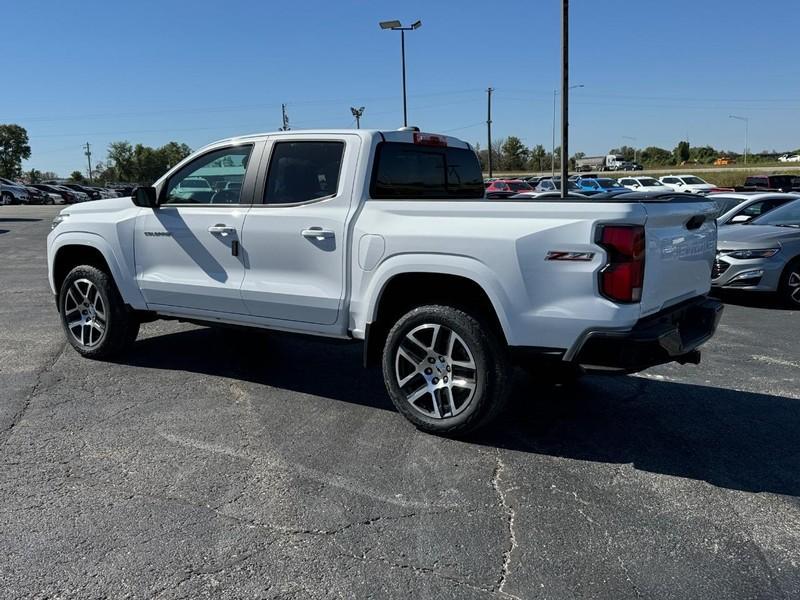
[47, 128, 722, 435]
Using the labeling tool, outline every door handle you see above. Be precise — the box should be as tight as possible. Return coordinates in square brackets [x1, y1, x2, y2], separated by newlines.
[208, 224, 236, 237]
[301, 227, 335, 240]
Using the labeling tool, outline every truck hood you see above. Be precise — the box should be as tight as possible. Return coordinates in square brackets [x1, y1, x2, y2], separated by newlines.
[717, 224, 800, 249]
[59, 196, 134, 216]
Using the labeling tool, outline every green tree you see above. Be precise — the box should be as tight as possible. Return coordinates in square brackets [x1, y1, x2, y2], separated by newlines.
[0, 124, 32, 178]
[674, 141, 690, 165]
[640, 146, 672, 166]
[106, 141, 135, 182]
[69, 171, 86, 182]
[528, 144, 547, 171]
[501, 136, 529, 171]
[105, 140, 192, 183]
[25, 168, 42, 183]
[159, 141, 192, 171]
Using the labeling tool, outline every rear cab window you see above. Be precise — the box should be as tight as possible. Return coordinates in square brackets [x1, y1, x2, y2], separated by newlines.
[370, 142, 484, 199]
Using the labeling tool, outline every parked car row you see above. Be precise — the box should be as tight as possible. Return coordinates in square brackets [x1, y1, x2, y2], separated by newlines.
[0, 180, 138, 205]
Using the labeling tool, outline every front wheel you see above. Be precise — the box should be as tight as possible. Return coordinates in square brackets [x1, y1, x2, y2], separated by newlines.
[382, 305, 512, 436]
[59, 266, 140, 359]
[778, 259, 800, 308]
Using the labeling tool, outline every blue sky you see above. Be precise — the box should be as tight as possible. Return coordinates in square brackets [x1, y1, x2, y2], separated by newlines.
[2, 0, 798, 176]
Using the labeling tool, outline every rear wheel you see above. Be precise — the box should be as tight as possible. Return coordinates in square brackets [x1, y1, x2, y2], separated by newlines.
[778, 259, 800, 308]
[0, 192, 10, 206]
[59, 266, 139, 359]
[382, 305, 512, 436]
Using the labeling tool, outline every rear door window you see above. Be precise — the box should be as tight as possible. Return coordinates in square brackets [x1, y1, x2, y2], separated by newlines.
[370, 142, 484, 199]
[263, 141, 344, 205]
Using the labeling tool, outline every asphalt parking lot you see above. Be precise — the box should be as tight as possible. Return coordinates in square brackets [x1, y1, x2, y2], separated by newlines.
[1, 205, 799, 599]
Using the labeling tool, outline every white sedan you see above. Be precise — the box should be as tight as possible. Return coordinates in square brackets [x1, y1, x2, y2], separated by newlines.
[778, 154, 800, 163]
[659, 175, 716, 194]
[617, 176, 674, 193]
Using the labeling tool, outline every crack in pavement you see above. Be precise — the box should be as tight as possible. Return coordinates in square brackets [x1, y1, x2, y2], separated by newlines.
[0, 340, 67, 447]
[491, 452, 521, 600]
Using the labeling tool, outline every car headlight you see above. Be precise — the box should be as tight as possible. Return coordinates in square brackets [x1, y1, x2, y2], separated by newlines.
[51, 214, 68, 230]
[721, 248, 779, 259]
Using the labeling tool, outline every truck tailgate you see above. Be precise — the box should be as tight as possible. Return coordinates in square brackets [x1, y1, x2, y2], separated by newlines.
[640, 200, 717, 316]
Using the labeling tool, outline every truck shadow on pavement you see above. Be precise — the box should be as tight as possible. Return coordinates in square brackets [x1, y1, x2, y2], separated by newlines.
[120, 326, 800, 497]
[0, 218, 42, 222]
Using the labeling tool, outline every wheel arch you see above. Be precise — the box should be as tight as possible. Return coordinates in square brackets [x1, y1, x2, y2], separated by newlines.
[361, 259, 513, 367]
[49, 233, 147, 310]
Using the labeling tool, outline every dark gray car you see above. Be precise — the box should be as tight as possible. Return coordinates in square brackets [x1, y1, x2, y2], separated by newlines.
[713, 199, 800, 306]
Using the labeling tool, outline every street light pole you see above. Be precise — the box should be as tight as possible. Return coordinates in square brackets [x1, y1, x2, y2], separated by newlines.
[729, 115, 749, 166]
[560, 0, 569, 198]
[380, 20, 422, 128]
[350, 107, 365, 128]
[551, 89, 557, 178]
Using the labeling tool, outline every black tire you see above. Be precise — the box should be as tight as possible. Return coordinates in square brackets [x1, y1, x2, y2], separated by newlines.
[778, 258, 800, 308]
[382, 305, 512, 436]
[58, 265, 140, 359]
[1, 192, 11, 206]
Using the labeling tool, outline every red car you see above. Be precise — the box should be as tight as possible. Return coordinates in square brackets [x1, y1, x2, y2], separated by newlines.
[484, 179, 533, 193]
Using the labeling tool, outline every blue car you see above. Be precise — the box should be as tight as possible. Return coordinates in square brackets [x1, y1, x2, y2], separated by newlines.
[577, 178, 629, 193]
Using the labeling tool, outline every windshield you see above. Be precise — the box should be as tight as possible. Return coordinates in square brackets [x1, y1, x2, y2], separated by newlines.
[640, 178, 661, 187]
[508, 181, 533, 191]
[682, 177, 707, 185]
[749, 199, 800, 226]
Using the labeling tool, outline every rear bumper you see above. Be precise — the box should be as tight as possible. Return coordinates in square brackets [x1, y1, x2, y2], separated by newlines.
[571, 296, 723, 373]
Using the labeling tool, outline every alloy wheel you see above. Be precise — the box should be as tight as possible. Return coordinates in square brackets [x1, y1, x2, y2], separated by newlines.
[394, 323, 477, 419]
[788, 270, 800, 305]
[63, 278, 107, 347]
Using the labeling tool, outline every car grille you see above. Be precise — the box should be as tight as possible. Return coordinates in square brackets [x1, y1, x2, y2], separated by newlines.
[712, 260, 730, 279]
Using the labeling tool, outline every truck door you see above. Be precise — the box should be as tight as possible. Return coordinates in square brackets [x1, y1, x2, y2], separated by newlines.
[238, 134, 359, 326]
[134, 143, 262, 314]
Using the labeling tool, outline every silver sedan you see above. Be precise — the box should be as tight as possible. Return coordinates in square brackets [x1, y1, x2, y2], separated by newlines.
[713, 199, 800, 306]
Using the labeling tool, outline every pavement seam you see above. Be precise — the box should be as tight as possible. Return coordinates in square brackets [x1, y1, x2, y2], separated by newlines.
[0, 340, 66, 447]
[491, 451, 521, 600]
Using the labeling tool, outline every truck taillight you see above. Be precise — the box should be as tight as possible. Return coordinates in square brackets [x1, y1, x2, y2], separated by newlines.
[598, 225, 645, 303]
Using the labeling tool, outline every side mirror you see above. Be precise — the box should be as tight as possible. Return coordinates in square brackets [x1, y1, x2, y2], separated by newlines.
[132, 186, 158, 208]
[730, 214, 751, 223]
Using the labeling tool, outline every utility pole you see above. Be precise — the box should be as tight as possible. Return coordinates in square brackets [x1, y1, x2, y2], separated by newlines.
[350, 106, 365, 129]
[83, 142, 93, 182]
[280, 104, 290, 131]
[560, 0, 569, 198]
[486, 87, 494, 178]
[552, 89, 557, 178]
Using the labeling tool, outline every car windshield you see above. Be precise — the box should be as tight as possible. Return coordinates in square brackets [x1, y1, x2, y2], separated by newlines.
[507, 181, 533, 191]
[748, 199, 800, 226]
[597, 179, 619, 189]
[640, 178, 661, 187]
[682, 177, 707, 185]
